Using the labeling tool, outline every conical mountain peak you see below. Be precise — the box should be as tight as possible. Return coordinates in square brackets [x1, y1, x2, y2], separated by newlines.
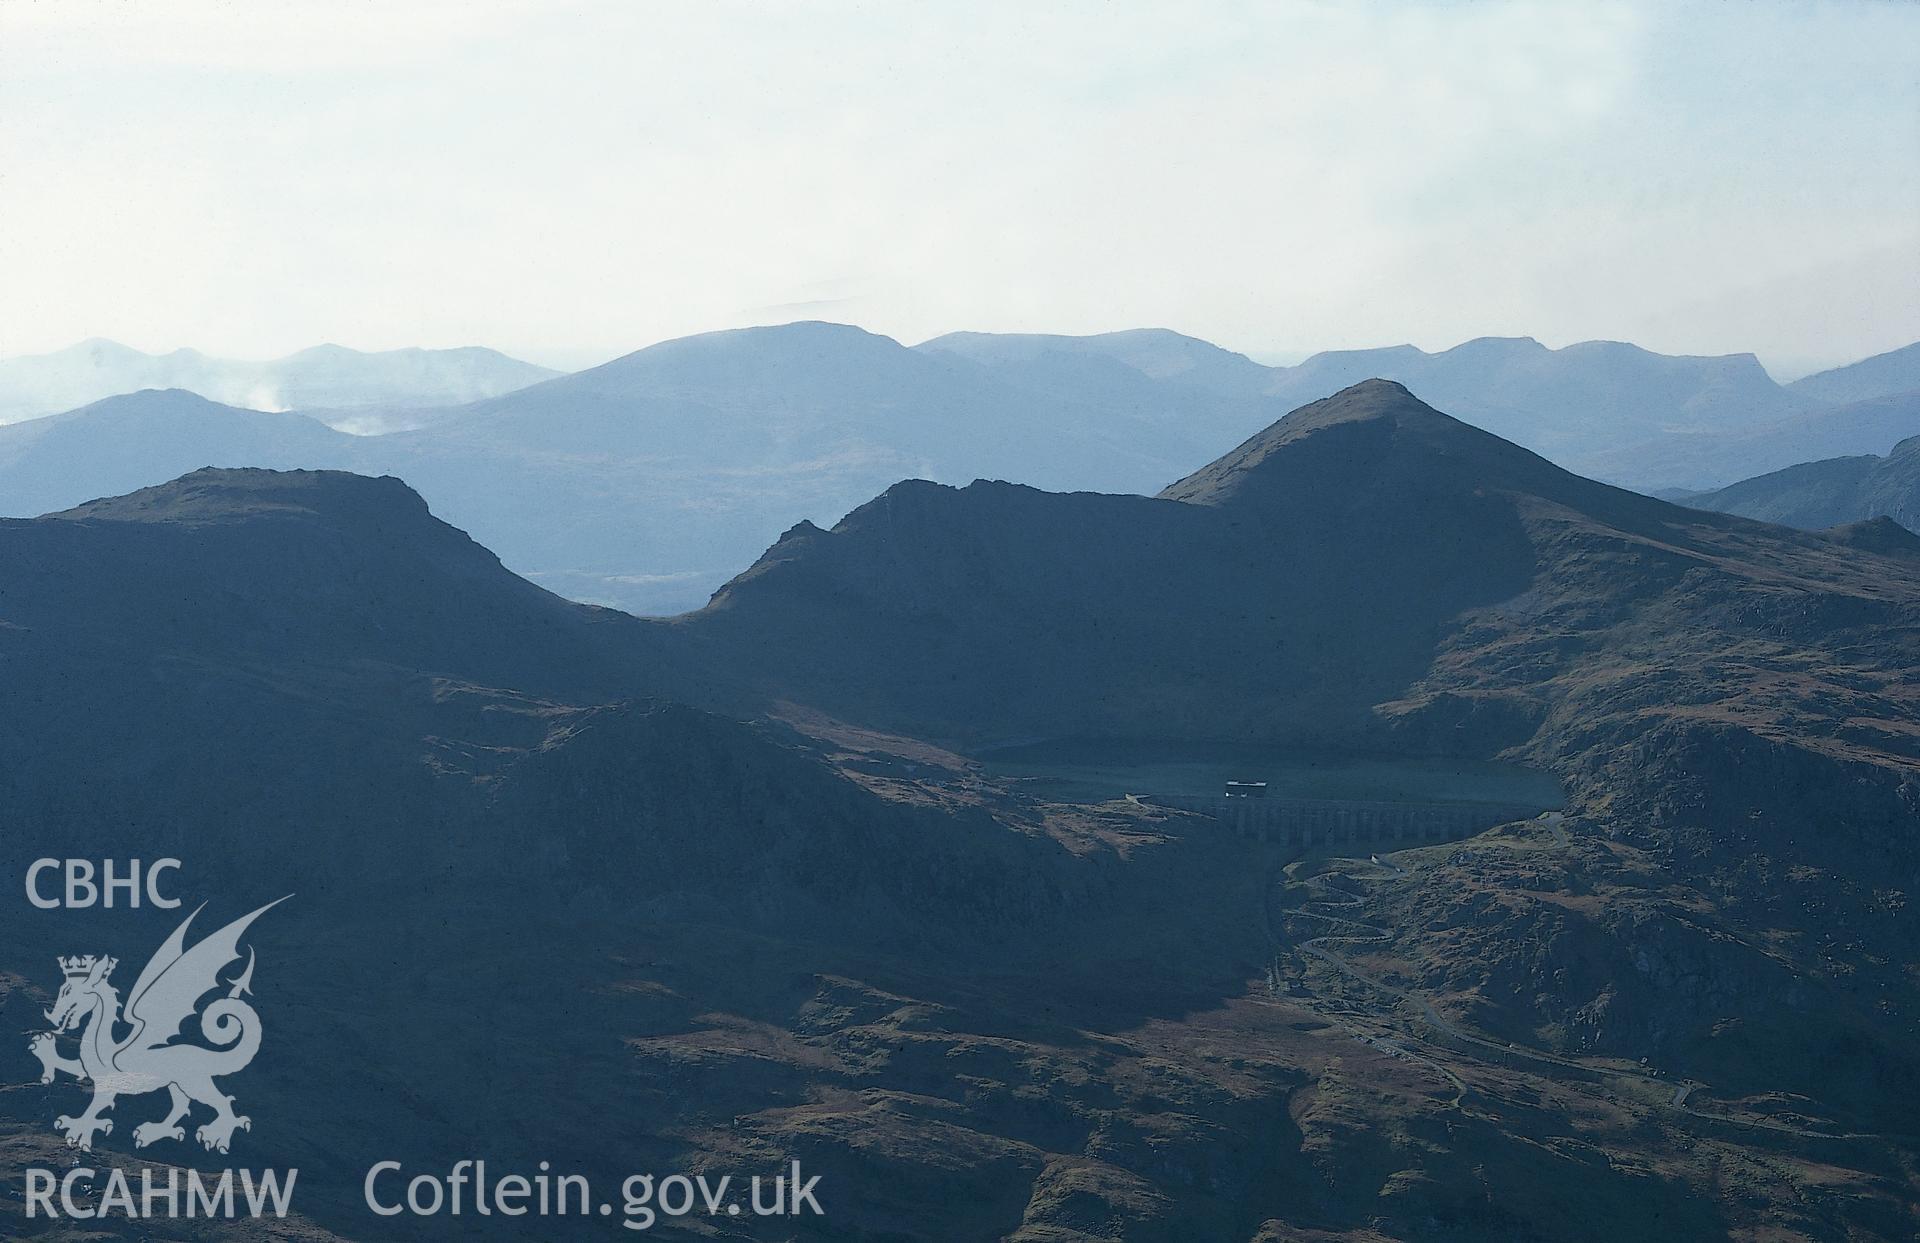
[1160, 379, 1566, 508]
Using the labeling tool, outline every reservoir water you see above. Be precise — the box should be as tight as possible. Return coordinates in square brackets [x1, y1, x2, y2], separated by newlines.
[977, 741, 1564, 809]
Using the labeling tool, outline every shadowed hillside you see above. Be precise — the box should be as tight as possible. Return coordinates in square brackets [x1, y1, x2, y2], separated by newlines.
[670, 380, 1920, 1174]
[3, 382, 1918, 1239]
[1681, 433, 1920, 532]
[0, 467, 1277, 1240]
[681, 378, 1910, 764]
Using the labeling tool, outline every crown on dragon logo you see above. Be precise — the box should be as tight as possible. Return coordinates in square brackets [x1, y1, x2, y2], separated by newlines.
[35, 900, 287, 1156]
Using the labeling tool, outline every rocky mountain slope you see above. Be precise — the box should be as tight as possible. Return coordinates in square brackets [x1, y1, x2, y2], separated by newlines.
[4, 371, 1918, 1237]
[671, 380, 1920, 1193]
[0, 469, 1212, 1239]
[1679, 433, 1920, 532]
[682, 379, 1917, 763]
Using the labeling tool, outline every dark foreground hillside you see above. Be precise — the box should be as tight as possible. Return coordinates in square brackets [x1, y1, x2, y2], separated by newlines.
[1, 383, 1915, 1240]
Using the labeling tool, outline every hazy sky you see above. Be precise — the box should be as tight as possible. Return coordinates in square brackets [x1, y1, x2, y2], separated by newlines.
[2, 0, 1914, 376]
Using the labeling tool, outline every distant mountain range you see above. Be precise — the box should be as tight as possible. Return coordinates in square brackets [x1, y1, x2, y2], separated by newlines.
[925, 332, 1920, 489]
[1664, 343, 1920, 532]
[0, 388, 350, 518]
[679, 379, 1920, 759]
[0, 337, 557, 427]
[1676, 433, 1920, 532]
[921, 326, 1277, 394]
[0, 323, 1292, 613]
[1786, 340, 1920, 405]
[2, 323, 1916, 614]
[5, 382, 1915, 1239]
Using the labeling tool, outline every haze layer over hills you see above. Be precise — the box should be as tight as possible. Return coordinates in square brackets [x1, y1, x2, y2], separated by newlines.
[1, 323, 1291, 612]
[925, 332, 1920, 490]
[3, 324, 1916, 614]
[0, 338, 557, 428]
[4, 381, 1914, 1239]
[1786, 341, 1920, 405]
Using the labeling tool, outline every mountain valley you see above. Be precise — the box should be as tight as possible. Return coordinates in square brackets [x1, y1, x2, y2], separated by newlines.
[3, 382, 1915, 1239]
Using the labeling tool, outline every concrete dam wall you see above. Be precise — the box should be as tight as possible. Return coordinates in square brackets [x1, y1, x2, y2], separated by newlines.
[1148, 794, 1542, 848]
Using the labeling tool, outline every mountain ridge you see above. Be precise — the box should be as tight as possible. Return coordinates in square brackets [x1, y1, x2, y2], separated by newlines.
[918, 326, 1276, 394]
[5, 382, 1919, 1237]
[682, 380, 1902, 760]
[1788, 341, 1920, 404]
[1681, 434, 1920, 532]
[0, 389, 354, 517]
[0, 338, 558, 428]
[7, 325, 1920, 615]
